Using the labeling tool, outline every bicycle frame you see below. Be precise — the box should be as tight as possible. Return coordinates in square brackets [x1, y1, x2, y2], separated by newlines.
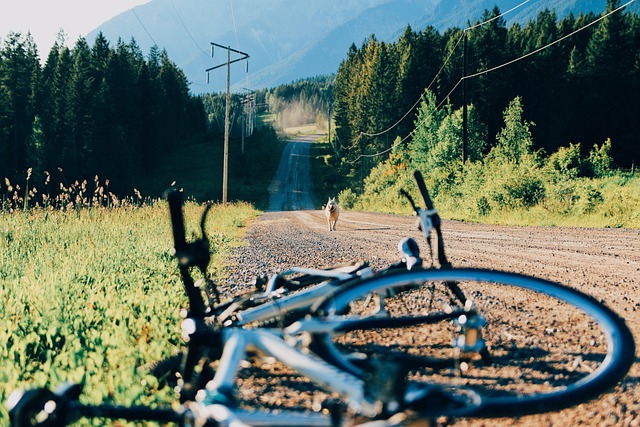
[222, 266, 374, 327]
[188, 302, 476, 426]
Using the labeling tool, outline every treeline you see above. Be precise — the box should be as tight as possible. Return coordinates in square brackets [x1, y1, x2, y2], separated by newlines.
[0, 32, 206, 193]
[333, 0, 640, 186]
[262, 76, 334, 131]
[201, 76, 334, 136]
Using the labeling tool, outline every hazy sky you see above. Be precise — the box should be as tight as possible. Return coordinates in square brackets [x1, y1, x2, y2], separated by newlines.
[0, 0, 151, 56]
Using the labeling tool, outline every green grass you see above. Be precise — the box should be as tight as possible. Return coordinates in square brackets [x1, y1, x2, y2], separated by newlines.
[0, 202, 260, 425]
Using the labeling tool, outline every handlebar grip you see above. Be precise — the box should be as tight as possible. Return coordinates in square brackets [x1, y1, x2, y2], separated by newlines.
[413, 170, 434, 210]
[165, 189, 187, 252]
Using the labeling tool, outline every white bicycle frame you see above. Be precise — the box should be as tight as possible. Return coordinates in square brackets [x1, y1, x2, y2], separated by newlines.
[223, 265, 375, 327]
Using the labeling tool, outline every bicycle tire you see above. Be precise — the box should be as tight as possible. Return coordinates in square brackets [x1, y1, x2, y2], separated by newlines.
[308, 268, 635, 419]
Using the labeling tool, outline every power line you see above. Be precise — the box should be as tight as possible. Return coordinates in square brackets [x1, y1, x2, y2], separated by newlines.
[130, 7, 157, 46]
[229, 0, 241, 51]
[359, 0, 531, 139]
[228, 0, 251, 91]
[465, 0, 532, 31]
[168, 0, 210, 56]
[347, 0, 637, 164]
[464, 0, 637, 80]
[360, 32, 465, 139]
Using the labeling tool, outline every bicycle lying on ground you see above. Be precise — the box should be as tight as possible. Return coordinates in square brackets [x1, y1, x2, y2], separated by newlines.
[7, 171, 635, 426]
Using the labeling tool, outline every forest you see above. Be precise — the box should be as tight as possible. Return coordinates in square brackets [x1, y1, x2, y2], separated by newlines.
[0, 32, 206, 194]
[2, 0, 639, 213]
[331, 0, 640, 187]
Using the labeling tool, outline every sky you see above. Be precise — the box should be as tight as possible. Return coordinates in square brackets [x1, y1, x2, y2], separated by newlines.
[0, 0, 151, 57]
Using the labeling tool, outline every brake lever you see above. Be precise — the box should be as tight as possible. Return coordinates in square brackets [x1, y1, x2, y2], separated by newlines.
[399, 188, 435, 258]
[400, 172, 452, 269]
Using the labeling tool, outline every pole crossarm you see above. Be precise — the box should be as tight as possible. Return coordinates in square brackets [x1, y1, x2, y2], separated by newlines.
[210, 42, 249, 56]
[205, 42, 250, 204]
[206, 56, 249, 72]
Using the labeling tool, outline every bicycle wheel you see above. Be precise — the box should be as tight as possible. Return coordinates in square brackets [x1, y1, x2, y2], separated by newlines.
[308, 268, 635, 419]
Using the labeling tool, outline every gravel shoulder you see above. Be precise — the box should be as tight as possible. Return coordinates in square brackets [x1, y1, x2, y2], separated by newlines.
[222, 209, 640, 426]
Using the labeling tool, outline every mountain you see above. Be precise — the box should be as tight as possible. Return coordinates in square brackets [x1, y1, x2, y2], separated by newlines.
[85, 0, 632, 94]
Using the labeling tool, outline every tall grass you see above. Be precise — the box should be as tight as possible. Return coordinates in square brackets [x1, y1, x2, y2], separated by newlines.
[0, 200, 259, 425]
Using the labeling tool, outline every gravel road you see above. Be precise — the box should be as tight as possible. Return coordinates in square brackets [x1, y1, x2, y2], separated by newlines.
[219, 137, 640, 426]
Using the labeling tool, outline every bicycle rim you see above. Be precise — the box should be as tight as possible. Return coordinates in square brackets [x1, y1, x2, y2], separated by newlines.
[309, 268, 635, 418]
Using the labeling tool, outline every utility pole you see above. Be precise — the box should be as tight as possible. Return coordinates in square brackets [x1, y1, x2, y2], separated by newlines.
[328, 104, 332, 151]
[241, 88, 255, 154]
[205, 42, 249, 203]
[462, 29, 468, 164]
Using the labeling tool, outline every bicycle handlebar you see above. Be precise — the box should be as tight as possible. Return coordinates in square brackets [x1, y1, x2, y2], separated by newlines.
[399, 170, 452, 269]
[166, 188, 187, 253]
[413, 170, 435, 211]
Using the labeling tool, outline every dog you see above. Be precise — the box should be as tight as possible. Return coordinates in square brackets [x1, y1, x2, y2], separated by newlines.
[324, 197, 340, 231]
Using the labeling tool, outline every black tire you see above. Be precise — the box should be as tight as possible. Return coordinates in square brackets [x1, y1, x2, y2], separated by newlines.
[309, 268, 635, 419]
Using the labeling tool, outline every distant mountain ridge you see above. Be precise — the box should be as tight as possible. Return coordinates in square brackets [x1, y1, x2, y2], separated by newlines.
[85, 0, 629, 94]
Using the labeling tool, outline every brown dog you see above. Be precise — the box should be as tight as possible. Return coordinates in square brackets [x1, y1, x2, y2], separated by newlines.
[324, 197, 340, 231]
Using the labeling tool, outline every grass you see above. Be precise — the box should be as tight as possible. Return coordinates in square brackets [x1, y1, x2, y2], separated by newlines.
[0, 201, 260, 425]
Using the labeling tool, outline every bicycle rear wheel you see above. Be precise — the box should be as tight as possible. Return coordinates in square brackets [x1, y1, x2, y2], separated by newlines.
[308, 268, 635, 418]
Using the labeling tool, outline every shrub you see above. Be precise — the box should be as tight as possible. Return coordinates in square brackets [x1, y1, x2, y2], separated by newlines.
[586, 139, 613, 178]
[576, 184, 604, 214]
[545, 143, 584, 180]
[338, 188, 358, 209]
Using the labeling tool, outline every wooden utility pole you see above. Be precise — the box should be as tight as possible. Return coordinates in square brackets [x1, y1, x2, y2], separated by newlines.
[205, 42, 250, 203]
[462, 29, 468, 164]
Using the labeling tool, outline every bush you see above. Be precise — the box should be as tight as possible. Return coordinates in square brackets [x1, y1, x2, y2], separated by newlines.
[545, 143, 584, 180]
[587, 139, 613, 178]
[338, 188, 358, 209]
[576, 184, 604, 214]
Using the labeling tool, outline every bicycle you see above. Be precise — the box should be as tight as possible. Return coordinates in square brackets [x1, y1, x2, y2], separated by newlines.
[7, 171, 635, 426]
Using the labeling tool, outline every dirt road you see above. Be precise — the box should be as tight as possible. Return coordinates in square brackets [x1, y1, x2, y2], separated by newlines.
[223, 135, 640, 425]
[267, 137, 317, 211]
[224, 210, 640, 426]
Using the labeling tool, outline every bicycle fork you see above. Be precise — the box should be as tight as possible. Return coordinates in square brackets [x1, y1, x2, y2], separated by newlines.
[204, 328, 383, 418]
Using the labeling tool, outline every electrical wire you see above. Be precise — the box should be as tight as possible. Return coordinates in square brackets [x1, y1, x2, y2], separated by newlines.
[347, 0, 636, 164]
[358, 0, 531, 139]
[466, 0, 532, 31]
[168, 0, 210, 56]
[464, 0, 637, 80]
[229, 0, 241, 51]
[130, 7, 157, 46]
[360, 31, 465, 139]
[228, 0, 251, 90]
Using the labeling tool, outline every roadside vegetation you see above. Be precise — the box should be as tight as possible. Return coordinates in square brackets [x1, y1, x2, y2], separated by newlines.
[314, 95, 639, 229]
[0, 198, 259, 424]
[312, 1, 640, 229]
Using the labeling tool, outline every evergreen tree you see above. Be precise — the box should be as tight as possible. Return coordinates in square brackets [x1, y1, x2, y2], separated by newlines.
[489, 96, 535, 165]
[0, 32, 40, 178]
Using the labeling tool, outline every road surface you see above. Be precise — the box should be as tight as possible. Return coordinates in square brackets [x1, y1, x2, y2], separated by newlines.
[267, 135, 318, 211]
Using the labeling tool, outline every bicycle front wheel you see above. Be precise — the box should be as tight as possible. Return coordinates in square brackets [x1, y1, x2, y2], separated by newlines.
[308, 268, 635, 419]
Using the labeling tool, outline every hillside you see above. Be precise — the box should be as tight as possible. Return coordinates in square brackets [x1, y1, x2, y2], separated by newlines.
[85, 0, 636, 94]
